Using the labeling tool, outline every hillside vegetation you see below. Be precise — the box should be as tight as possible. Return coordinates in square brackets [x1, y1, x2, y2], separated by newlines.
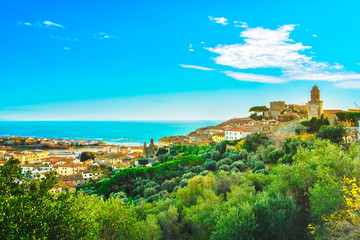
[1, 127, 360, 239]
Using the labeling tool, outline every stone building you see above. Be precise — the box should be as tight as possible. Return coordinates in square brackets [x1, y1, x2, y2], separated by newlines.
[143, 139, 156, 158]
[270, 101, 286, 116]
[308, 85, 323, 119]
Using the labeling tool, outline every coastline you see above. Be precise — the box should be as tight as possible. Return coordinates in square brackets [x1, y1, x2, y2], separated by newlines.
[0, 120, 222, 146]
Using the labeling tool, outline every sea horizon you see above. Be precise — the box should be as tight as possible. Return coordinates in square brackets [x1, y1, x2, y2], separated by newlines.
[0, 120, 223, 145]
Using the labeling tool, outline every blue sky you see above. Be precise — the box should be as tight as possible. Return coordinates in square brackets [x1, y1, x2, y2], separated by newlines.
[1, 0, 360, 120]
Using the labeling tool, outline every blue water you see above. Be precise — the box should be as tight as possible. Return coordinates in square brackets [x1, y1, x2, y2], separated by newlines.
[0, 121, 222, 145]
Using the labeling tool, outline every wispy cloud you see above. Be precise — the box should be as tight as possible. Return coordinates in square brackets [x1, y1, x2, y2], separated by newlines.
[18, 20, 65, 29]
[312, 34, 318, 37]
[223, 71, 287, 83]
[334, 81, 360, 89]
[43, 21, 65, 28]
[189, 44, 194, 52]
[49, 35, 80, 41]
[208, 16, 228, 25]
[92, 32, 115, 39]
[234, 21, 248, 28]
[180, 64, 215, 71]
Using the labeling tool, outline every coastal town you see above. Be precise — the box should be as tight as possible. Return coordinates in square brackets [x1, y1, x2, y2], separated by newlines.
[4, 1, 360, 238]
[0, 86, 359, 193]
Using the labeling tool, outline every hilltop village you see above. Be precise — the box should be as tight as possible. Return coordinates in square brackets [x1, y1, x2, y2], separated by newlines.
[159, 85, 360, 147]
[0, 86, 359, 193]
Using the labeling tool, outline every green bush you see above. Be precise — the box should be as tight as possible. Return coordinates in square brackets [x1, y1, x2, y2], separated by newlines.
[230, 161, 246, 171]
[266, 148, 285, 164]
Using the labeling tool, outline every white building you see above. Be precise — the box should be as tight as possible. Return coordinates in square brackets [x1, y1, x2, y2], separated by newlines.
[225, 126, 257, 141]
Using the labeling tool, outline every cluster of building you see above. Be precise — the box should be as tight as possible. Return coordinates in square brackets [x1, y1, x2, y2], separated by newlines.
[158, 118, 280, 147]
[99, 142, 156, 168]
[0, 136, 105, 148]
[20, 156, 106, 193]
[269, 85, 360, 123]
[1, 150, 49, 163]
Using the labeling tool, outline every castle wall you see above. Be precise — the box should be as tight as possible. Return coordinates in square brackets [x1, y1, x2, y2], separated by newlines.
[308, 101, 323, 119]
[270, 101, 286, 116]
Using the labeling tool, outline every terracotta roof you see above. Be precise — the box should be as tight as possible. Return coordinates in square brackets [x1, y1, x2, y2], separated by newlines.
[209, 126, 225, 130]
[53, 164, 78, 168]
[60, 174, 83, 181]
[226, 126, 255, 132]
[65, 182, 76, 187]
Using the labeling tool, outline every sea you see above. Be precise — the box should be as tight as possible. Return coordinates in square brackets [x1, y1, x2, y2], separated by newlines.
[0, 121, 222, 146]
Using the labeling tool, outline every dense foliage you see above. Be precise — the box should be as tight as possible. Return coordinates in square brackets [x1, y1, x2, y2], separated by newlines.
[301, 115, 330, 133]
[3, 124, 360, 239]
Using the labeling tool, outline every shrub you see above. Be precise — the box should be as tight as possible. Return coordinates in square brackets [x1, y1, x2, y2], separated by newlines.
[266, 149, 285, 164]
[210, 150, 221, 161]
[239, 150, 248, 160]
[218, 165, 230, 172]
[216, 158, 233, 170]
[179, 179, 188, 188]
[248, 152, 261, 168]
[317, 125, 346, 143]
[147, 193, 161, 203]
[181, 172, 196, 181]
[143, 187, 157, 198]
[189, 165, 205, 174]
[161, 178, 180, 192]
[215, 142, 227, 154]
[252, 161, 265, 172]
[204, 160, 217, 171]
[230, 161, 246, 171]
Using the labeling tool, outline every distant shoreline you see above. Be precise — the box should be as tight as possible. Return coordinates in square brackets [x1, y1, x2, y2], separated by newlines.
[0, 120, 222, 145]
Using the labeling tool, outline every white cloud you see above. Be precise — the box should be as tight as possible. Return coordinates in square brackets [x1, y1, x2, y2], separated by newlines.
[43, 21, 65, 28]
[288, 71, 360, 81]
[334, 81, 360, 89]
[209, 16, 228, 25]
[201, 24, 360, 86]
[223, 71, 287, 83]
[180, 64, 215, 71]
[92, 32, 115, 39]
[189, 43, 194, 52]
[17, 20, 65, 29]
[234, 21, 248, 28]
[312, 34, 318, 37]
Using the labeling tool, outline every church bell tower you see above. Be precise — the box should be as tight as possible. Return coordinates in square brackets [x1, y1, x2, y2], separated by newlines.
[307, 85, 323, 119]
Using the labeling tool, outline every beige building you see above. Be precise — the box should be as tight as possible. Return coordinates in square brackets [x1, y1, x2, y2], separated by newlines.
[209, 126, 225, 135]
[7, 151, 49, 163]
[323, 110, 343, 124]
[270, 101, 286, 116]
[53, 163, 86, 176]
[212, 133, 225, 143]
